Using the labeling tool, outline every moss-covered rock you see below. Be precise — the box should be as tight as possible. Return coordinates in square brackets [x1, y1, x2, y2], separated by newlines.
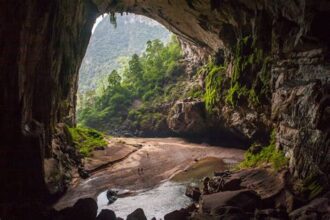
[68, 126, 107, 157]
[239, 131, 288, 171]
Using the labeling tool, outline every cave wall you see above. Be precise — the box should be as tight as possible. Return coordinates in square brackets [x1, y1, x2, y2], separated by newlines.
[0, 0, 329, 214]
[0, 0, 98, 207]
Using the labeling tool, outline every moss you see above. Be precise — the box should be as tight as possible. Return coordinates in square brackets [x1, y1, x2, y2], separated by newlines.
[225, 82, 249, 107]
[259, 56, 272, 95]
[226, 36, 269, 108]
[299, 175, 325, 200]
[68, 126, 107, 157]
[248, 88, 260, 107]
[203, 59, 226, 112]
[238, 130, 288, 171]
[185, 85, 204, 99]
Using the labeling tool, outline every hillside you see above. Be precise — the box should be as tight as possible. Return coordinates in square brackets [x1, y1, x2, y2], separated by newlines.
[78, 14, 171, 92]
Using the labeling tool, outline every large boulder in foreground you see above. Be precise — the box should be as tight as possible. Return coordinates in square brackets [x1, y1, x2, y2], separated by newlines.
[289, 196, 330, 220]
[126, 208, 147, 220]
[58, 198, 98, 220]
[96, 209, 116, 220]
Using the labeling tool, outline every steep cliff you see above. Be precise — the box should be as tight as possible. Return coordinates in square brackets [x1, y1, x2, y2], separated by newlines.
[0, 0, 329, 218]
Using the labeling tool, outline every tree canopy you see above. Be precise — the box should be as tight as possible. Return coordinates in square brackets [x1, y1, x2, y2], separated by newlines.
[77, 36, 183, 131]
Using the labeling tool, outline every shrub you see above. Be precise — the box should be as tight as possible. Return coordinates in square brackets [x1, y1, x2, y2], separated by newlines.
[239, 130, 288, 171]
[68, 126, 107, 157]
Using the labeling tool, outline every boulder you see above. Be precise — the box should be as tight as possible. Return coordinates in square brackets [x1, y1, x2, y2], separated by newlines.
[254, 209, 289, 220]
[200, 189, 261, 214]
[213, 206, 249, 220]
[289, 197, 330, 220]
[78, 166, 90, 179]
[164, 209, 190, 220]
[206, 176, 242, 193]
[58, 198, 98, 220]
[186, 186, 201, 201]
[126, 208, 147, 220]
[72, 198, 98, 220]
[106, 189, 118, 205]
[96, 209, 116, 220]
[164, 205, 196, 220]
[222, 177, 242, 191]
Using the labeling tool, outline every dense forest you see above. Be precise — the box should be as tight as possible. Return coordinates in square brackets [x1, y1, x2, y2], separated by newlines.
[77, 36, 184, 135]
[79, 14, 170, 93]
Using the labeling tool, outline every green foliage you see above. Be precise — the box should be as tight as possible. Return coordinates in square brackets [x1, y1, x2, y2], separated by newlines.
[68, 126, 107, 157]
[248, 88, 260, 106]
[186, 86, 204, 99]
[127, 108, 166, 131]
[79, 14, 170, 93]
[239, 130, 288, 171]
[225, 82, 249, 107]
[78, 36, 183, 131]
[203, 59, 226, 112]
[226, 35, 269, 108]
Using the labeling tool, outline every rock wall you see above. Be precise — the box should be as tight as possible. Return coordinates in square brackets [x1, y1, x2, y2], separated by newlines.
[0, 0, 99, 207]
[0, 0, 329, 217]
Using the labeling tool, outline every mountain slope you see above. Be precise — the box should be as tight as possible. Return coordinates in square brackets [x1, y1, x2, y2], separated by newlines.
[78, 14, 171, 92]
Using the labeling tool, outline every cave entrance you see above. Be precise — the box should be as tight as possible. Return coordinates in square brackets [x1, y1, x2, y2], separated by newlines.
[76, 13, 173, 136]
[56, 13, 245, 219]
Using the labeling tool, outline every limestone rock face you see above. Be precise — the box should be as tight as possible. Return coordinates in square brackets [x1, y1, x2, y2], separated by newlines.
[167, 100, 207, 134]
[271, 48, 330, 180]
[45, 123, 83, 195]
[0, 0, 99, 207]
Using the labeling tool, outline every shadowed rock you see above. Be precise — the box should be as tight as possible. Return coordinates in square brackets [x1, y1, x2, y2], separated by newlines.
[126, 208, 147, 220]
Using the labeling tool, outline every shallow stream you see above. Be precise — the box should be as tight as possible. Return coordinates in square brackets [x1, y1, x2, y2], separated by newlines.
[97, 181, 192, 219]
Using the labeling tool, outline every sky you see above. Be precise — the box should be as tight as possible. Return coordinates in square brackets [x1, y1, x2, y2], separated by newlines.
[92, 14, 107, 33]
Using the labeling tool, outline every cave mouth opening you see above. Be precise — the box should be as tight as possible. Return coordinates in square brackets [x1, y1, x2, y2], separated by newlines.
[76, 12, 174, 137]
[56, 12, 247, 218]
[76, 12, 251, 149]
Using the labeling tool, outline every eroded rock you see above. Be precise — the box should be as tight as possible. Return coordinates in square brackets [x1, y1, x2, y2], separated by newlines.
[167, 99, 207, 134]
[200, 189, 261, 214]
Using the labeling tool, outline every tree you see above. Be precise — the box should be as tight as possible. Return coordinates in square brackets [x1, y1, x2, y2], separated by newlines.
[107, 70, 121, 88]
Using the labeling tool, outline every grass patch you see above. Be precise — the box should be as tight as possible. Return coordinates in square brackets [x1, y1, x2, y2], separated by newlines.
[238, 131, 288, 171]
[68, 126, 107, 157]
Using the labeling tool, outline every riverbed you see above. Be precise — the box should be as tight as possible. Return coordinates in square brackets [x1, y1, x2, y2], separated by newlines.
[55, 137, 244, 218]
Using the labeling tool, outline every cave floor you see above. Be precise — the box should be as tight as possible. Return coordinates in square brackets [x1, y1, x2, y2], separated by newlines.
[54, 137, 244, 209]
